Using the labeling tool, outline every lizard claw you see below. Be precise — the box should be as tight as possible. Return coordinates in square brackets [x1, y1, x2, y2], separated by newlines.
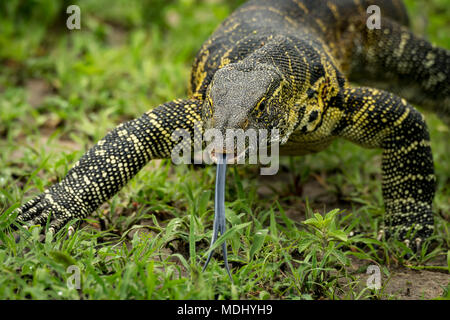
[377, 229, 384, 241]
[12, 183, 88, 239]
[403, 237, 423, 258]
[47, 227, 55, 236]
[68, 226, 75, 237]
[414, 237, 422, 252]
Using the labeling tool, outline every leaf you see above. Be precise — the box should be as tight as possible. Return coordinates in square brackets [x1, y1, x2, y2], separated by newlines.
[0, 204, 22, 235]
[346, 251, 373, 261]
[269, 209, 278, 241]
[297, 238, 315, 254]
[328, 230, 348, 242]
[249, 229, 268, 261]
[259, 290, 270, 300]
[394, 240, 414, 256]
[49, 251, 77, 268]
[21, 262, 35, 276]
[86, 263, 106, 292]
[351, 237, 382, 246]
[447, 250, 450, 273]
[202, 222, 251, 257]
[189, 213, 196, 266]
[233, 167, 245, 200]
[197, 190, 211, 216]
[313, 213, 324, 222]
[146, 261, 156, 299]
[303, 217, 321, 229]
[171, 253, 190, 270]
[181, 183, 195, 209]
[276, 202, 296, 232]
[323, 208, 341, 226]
[331, 250, 350, 266]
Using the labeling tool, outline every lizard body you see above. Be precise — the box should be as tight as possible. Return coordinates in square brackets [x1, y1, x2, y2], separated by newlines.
[14, 0, 449, 245]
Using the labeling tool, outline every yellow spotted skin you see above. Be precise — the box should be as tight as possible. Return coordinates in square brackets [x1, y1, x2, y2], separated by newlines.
[15, 0, 449, 241]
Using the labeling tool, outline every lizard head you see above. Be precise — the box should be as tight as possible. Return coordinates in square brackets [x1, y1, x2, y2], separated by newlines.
[202, 61, 295, 161]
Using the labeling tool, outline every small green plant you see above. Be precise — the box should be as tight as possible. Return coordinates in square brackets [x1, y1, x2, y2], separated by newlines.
[294, 209, 351, 298]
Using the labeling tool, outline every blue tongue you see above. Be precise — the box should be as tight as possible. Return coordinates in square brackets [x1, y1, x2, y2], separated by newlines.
[202, 153, 233, 281]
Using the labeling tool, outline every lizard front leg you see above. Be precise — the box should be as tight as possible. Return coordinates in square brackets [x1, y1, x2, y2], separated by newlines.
[334, 87, 435, 245]
[13, 99, 203, 233]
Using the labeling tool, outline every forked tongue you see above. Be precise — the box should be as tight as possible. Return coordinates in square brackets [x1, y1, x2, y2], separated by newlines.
[202, 153, 233, 281]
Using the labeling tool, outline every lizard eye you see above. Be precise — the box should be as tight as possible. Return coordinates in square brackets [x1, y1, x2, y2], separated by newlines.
[255, 98, 266, 112]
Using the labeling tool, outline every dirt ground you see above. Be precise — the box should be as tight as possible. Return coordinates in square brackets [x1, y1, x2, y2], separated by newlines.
[346, 255, 449, 299]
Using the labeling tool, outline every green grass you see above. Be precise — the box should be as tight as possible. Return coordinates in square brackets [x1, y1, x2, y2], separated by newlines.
[0, 0, 449, 300]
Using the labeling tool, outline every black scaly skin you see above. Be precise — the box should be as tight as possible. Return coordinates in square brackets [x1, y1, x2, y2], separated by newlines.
[13, 1, 449, 245]
[348, 15, 450, 124]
